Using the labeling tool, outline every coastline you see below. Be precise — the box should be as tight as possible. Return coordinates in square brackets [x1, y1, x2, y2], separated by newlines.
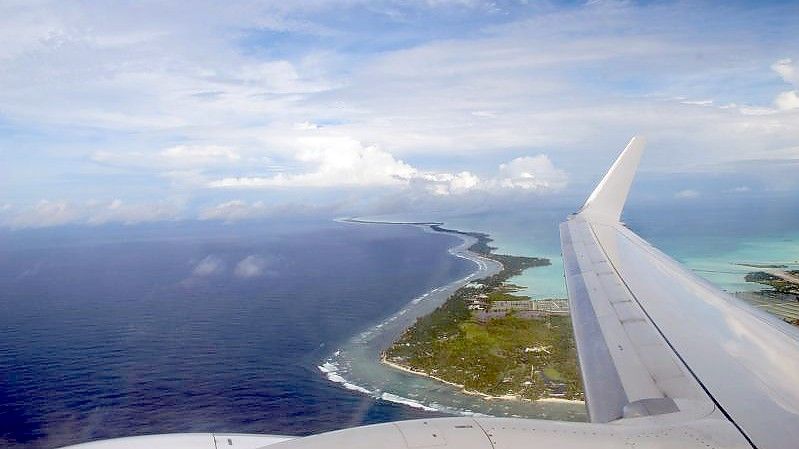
[319, 218, 587, 420]
[340, 217, 508, 282]
[318, 218, 511, 415]
[380, 355, 585, 406]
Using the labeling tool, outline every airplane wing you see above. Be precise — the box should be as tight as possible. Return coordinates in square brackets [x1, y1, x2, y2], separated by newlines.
[560, 137, 799, 448]
[61, 138, 799, 449]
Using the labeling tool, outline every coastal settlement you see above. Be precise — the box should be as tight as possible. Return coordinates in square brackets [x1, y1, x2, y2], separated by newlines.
[383, 225, 583, 402]
[739, 263, 799, 326]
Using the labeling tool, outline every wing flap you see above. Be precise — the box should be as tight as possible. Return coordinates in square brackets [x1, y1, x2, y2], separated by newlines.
[561, 218, 710, 423]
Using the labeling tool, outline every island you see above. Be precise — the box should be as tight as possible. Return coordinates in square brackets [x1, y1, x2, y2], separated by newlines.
[382, 225, 584, 402]
[737, 263, 799, 326]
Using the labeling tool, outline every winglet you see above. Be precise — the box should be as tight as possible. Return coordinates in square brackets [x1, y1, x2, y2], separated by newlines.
[579, 136, 645, 222]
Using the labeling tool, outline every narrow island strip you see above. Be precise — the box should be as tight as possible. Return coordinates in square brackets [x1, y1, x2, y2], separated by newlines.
[373, 222, 585, 403]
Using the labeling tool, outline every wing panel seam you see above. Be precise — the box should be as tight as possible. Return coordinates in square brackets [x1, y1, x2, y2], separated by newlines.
[586, 221, 758, 449]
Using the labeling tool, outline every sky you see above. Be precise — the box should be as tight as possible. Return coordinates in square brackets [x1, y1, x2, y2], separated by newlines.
[1, 0, 797, 228]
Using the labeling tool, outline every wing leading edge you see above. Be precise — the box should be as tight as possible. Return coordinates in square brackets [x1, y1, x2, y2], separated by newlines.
[560, 137, 799, 449]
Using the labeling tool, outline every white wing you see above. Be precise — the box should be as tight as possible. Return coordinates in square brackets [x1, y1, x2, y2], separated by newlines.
[560, 137, 799, 448]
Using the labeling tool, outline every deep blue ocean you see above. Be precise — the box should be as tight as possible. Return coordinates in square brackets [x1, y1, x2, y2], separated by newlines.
[0, 220, 472, 448]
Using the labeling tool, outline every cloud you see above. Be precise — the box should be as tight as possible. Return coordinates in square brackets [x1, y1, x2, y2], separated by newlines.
[775, 90, 799, 111]
[3, 1, 799, 216]
[192, 255, 224, 276]
[234, 255, 267, 278]
[0, 199, 182, 229]
[680, 99, 713, 106]
[674, 189, 700, 199]
[198, 200, 346, 223]
[772, 59, 798, 85]
[86, 199, 182, 225]
[770, 59, 799, 111]
[728, 186, 751, 193]
[198, 200, 269, 222]
[160, 145, 241, 164]
[92, 145, 242, 169]
[413, 171, 481, 196]
[209, 137, 416, 188]
[3, 200, 82, 229]
[209, 134, 567, 196]
[497, 155, 569, 190]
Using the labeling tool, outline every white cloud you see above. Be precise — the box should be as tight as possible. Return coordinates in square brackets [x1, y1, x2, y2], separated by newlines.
[680, 99, 713, 106]
[674, 189, 700, 199]
[192, 255, 224, 276]
[198, 200, 269, 222]
[160, 145, 240, 164]
[4, 200, 82, 228]
[86, 199, 181, 225]
[414, 171, 481, 196]
[775, 90, 799, 111]
[234, 255, 267, 278]
[209, 137, 416, 188]
[728, 186, 751, 193]
[0, 199, 182, 229]
[197, 199, 347, 223]
[772, 59, 798, 85]
[92, 145, 242, 169]
[770, 59, 799, 111]
[294, 121, 320, 130]
[3, 2, 799, 214]
[497, 155, 569, 190]
[209, 140, 568, 197]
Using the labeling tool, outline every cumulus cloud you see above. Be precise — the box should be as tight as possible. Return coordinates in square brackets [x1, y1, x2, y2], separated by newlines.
[497, 155, 569, 190]
[0, 199, 182, 229]
[209, 137, 416, 188]
[209, 135, 567, 196]
[198, 200, 269, 222]
[192, 255, 224, 276]
[772, 59, 798, 85]
[3, 200, 82, 229]
[674, 189, 700, 199]
[413, 171, 481, 196]
[771, 59, 799, 111]
[775, 90, 799, 111]
[234, 255, 268, 278]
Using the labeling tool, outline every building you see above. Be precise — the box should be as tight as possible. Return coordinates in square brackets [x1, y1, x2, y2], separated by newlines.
[474, 299, 569, 321]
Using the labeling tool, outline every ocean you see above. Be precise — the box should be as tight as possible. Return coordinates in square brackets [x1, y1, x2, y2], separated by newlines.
[0, 220, 472, 448]
[1, 195, 797, 448]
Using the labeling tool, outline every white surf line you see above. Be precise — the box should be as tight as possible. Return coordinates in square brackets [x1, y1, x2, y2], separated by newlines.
[318, 219, 502, 413]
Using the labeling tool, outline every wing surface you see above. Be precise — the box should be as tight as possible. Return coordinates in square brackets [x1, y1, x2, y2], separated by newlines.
[560, 138, 799, 449]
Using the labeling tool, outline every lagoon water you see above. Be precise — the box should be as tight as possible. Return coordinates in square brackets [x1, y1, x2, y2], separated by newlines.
[1, 196, 797, 448]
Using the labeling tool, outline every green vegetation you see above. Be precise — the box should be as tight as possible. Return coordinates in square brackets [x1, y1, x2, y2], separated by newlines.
[486, 284, 530, 302]
[745, 271, 799, 295]
[738, 263, 789, 269]
[383, 225, 583, 401]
